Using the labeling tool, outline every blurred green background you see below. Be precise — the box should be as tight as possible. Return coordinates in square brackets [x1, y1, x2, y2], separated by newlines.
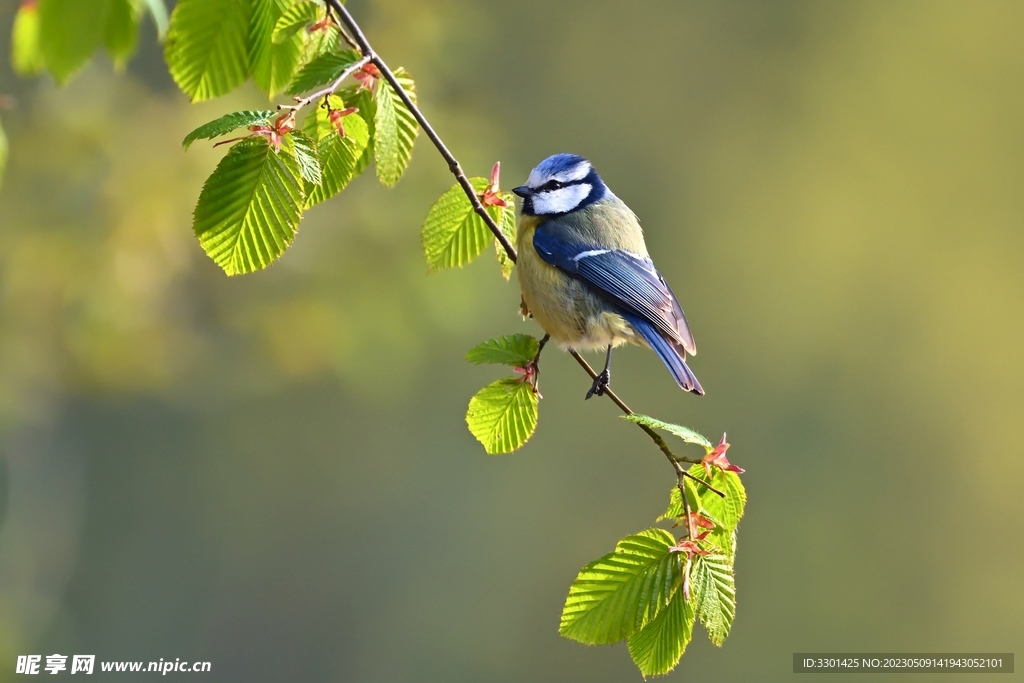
[1, 0, 1022, 680]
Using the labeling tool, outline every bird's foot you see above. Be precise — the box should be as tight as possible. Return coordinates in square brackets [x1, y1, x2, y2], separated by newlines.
[585, 369, 610, 400]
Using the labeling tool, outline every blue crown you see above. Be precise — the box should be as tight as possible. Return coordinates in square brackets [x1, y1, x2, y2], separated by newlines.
[534, 153, 590, 178]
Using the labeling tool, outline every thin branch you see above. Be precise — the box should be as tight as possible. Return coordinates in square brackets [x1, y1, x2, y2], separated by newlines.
[278, 54, 372, 113]
[321, 0, 723, 499]
[570, 351, 724, 498]
[324, 0, 517, 260]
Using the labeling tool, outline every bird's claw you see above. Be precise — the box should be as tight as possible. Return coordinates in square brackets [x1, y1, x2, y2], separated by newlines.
[585, 369, 610, 400]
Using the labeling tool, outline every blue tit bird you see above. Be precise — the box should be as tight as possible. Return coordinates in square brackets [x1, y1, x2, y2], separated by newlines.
[512, 153, 703, 398]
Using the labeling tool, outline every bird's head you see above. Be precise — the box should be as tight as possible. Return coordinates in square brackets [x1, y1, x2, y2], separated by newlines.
[512, 153, 607, 216]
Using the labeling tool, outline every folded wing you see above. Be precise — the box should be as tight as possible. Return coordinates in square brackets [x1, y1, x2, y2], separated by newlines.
[532, 227, 697, 355]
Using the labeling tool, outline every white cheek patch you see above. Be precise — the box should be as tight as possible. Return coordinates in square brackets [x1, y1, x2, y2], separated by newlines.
[531, 183, 592, 214]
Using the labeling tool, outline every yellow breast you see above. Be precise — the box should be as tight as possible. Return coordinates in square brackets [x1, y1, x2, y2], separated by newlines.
[515, 213, 635, 350]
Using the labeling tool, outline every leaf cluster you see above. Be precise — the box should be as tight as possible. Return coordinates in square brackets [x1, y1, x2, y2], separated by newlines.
[171, 1, 421, 274]
[556, 418, 745, 676]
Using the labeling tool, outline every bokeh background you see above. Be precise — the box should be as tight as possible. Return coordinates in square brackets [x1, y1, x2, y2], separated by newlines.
[1, 0, 1022, 681]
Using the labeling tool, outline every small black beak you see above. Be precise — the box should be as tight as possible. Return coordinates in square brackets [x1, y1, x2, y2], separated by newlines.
[512, 185, 532, 198]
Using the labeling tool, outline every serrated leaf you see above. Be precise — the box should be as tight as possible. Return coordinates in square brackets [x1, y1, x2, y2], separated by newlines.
[300, 95, 369, 207]
[291, 131, 321, 185]
[658, 467, 746, 535]
[690, 553, 735, 646]
[287, 50, 360, 95]
[299, 23, 339, 65]
[342, 86, 375, 176]
[657, 487, 736, 560]
[0, 118, 7, 191]
[272, 0, 319, 44]
[250, 0, 306, 97]
[182, 110, 275, 150]
[423, 178, 504, 272]
[39, 0, 111, 84]
[691, 465, 745, 533]
[466, 335, 539, 367]
[141, 0, 169, 38]
[560, 529, 681, 645]
[192, 137, 305, 275]
[627, 588, 695, 677]
[624, 414, 714, 451]
[104, 0, 140, 69]
[11, 2, 46, 76]
[165, 0, 251, 102]
[495, 199, 517, 279]
[466, 378, 538, 454]
[373, 68, 418, 187]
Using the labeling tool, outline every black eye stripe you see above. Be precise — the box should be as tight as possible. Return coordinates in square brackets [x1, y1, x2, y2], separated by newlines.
[539, 177, 589, 191]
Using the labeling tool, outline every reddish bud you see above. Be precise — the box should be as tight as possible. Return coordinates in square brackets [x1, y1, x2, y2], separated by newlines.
[513, 362, 542, 398]
[480, 161, 508, 208]
[673, 533, 713, 601]
[353, 63, 381, 92]
[327, 106, 359, 138]
[669, 538, 711, 556]
[702, 433, 744, 479]
[690, 512, 715, 529]
[307, 16, 334, 33]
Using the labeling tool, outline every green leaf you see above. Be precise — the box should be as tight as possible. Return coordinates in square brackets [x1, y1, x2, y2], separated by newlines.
[300, 23, 339, 64]
[690, 553, 735, 646]
[659, 468, 746, 534]
[691, 465, 746, 533]
[165, 0, 251, 102]
[104, 0, 140, 69]
[0, 118, 7, 191]
[39, 0, 110, 84]
[466, 378, 538, 454]
[560, 529, 681, 645]
[627, 588, 695, 677]
[272, 0, 319, 44]
[11, 2, 46, 76]
[192, 136, 305, 275]
[300, 96, 370, 207]
[423, 178, 504, 272]
[623, 414, 714, 451]
[495, 199, 517, 279]
[141, 0, 169, 39]
[373, 67, 418, 187]
[286, 50, 360, 95]
[466, 335, 539, 367]
[250, 0, 306, 97]
[290, 131, 321, 185]
[342, 86, 375, 176]
[182, 110, 275, 150]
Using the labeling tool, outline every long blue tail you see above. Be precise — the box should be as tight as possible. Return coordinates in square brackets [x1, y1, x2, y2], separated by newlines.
[622, 312, 704, 395]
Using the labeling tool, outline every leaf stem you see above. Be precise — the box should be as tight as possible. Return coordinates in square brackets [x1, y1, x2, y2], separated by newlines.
[321, 0, 720, 498]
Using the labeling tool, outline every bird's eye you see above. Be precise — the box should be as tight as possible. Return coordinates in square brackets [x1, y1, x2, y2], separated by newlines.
[543, 180, 564, 191]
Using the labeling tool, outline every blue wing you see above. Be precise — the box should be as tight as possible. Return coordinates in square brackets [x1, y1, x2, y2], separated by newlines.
[621, 312, 704, 394]
[532, 226, 697, 355]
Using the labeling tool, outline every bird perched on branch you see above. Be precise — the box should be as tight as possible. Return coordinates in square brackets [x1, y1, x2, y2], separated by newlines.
[513, 153, 703, 398]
